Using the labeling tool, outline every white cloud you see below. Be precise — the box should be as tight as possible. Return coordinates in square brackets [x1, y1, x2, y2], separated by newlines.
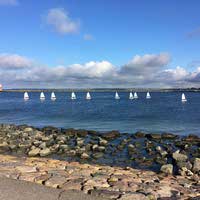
[0, 54, 33, 69]
[83, 34, 94, 41]
[0, 0, 18, 6]
[46, 8, 79, 35]
[121, 53, 170, 75]
[1, 52, 200, 88]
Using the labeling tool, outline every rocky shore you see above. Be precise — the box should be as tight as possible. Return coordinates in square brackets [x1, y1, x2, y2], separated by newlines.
[0, 124, 199, 199]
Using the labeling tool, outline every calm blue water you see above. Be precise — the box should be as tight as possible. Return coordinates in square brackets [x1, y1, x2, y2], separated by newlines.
[0, 92, 200, 136]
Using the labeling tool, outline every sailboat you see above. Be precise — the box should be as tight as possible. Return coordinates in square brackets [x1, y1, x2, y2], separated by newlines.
[129, 92, 134, 100]
[71, 92, 76, 100]
[24, 92, 29, 100]
[40, 92, 45, 100]
[115, 92, 120, 99]
[146, 92, 151, 99]
[134, 92, 138, 99]
[181, 93, 187, 102]
[86, 92, 91, 100]
[51, 92, 56, 100]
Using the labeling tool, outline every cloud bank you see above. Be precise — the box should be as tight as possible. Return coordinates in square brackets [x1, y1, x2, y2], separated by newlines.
[46, 8, 79, 35]
[0, 53, 200, 88]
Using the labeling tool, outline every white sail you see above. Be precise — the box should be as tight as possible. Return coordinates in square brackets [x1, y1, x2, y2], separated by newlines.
[51, 92, 56, 100]
[134, 92, 138, 99]
[129, 92, 134, 99]
[86, 92, 91, 100]
[181, 93, 187, 102]
[24, 92, 29, 100]
[146, 92, 151, 99]
[115, 92, 120, 99]
[71, 92, 76, 100]
[40, 92, 45, 100]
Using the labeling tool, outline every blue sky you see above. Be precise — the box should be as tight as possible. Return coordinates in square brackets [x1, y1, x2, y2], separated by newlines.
[0, 0, 200, 88]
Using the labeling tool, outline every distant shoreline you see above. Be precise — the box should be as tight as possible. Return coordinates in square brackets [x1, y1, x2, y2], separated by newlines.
[2, 88, 200, 92]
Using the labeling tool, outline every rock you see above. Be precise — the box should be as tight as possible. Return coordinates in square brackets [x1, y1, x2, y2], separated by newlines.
[102, 130, 120, 140]
[133, 131, 146, 138]
[162, 133, 178, 139]
[179, 167, 193, 176]
[98, 138, 108, 146]
[128, 144, 135, 152]
[81, 153, 90, 159]
[76, 138, 84, 146]
[39, 142, 46, 149]
[146, 133, 162, 140]
[77, 129, 88, 137]
[92, 152, 104, 159]
[172, 151, 188, 162]
[185, 134, 200, 142]
[192, 158, 200, 173]
[24, 127, 34, 133]
[39, 148, 51, 157]
[45, 176, 67, 188]
[160, 164, 173, 175]
[120, 193, 148, 200]
[28, 148, 40, 156]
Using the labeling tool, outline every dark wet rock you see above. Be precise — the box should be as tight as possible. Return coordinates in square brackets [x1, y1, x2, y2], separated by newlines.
[146, 133, 162, 140]
[162, 133, 178, 140]
[102, 130, 120, 140]
[192, 158, 200, 173]
[160, 164, 173, 175]
[133, 131, 146, 138]
[184, 134, 200, 142]
[76, 129, 88, 137]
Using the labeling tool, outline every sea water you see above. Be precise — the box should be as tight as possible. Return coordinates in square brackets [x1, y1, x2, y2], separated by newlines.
[0, 91, 199, 136]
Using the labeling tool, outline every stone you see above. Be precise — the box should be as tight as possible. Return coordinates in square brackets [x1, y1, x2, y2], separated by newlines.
[39, 148, 51, 157]
[102, 130, 120, 140]
[162, 133, 177, 139]
[81, 153, 90, 159]
[160, 164, 173, 175]
[172, 151, 188, 162]
[24, 127, 34, 133]
[99, 138, 108, 146]
[146, 133, 162, 140]
[120, 193, 148, 200]
[193, 158, 200, 173]
[45, 176, 67, 188]
[28, 148, 40, 157]
[92, 152, 104, 159]
[133, 131, 146, 138]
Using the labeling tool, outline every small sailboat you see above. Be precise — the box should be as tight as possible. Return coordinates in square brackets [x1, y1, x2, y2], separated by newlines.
[181, 93, 187, 102]
[71, 92, 76, 100]
[134, 92, 138, 99]
[40, 92, 45, 100]
[115, 92, 120, 99]
[86, 92, 91, 100]
[51, 92, 56, 100]
[129, 92, 134, 100]
[24, 92, 29, 100]
[146, 92, 151, 99]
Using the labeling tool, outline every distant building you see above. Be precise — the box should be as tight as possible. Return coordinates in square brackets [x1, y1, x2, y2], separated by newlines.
[0, 84, 2, 91]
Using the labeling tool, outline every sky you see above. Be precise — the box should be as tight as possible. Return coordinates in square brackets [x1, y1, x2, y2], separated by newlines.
[0, 0, 200, 88]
